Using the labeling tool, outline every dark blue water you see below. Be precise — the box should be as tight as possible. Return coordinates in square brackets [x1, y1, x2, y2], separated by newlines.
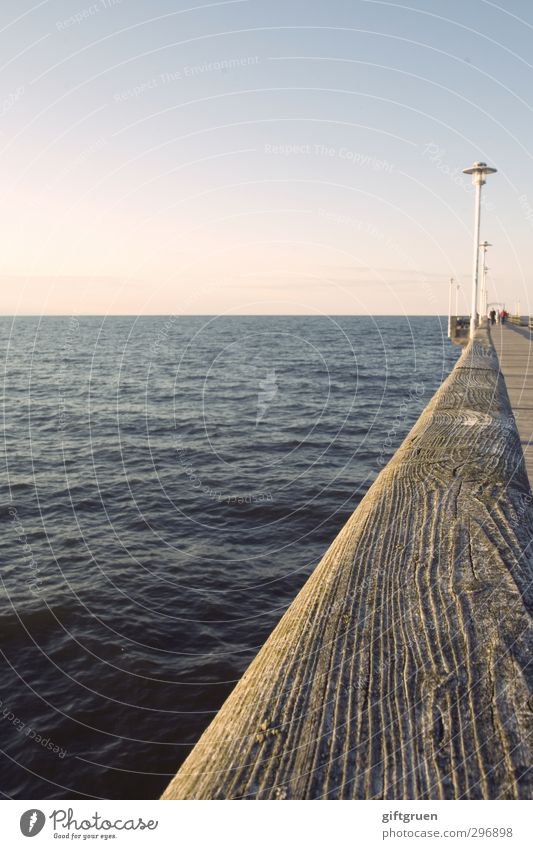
[0, 316, 459, 799]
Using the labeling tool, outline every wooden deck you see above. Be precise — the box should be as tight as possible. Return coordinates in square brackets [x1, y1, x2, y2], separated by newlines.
[162, 329, 533, 801]
[491, 323, 533, 487]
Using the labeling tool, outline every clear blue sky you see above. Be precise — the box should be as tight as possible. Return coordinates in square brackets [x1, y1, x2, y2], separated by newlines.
[1, 0, 532, 314]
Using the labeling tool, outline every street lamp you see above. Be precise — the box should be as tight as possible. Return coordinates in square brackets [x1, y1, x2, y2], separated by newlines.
[462, 162, 497, 338]
[480, 240, 492, 321]
[447, 278, 462, 339]
[447, 277, 454, 337]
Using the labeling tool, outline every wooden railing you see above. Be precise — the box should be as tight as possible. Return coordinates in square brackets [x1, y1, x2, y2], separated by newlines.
[162, 329, 533, 800]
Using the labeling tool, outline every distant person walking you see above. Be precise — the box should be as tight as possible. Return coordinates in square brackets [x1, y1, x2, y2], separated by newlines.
[490, 309, 496, 325]
[500, 309, 507, 324]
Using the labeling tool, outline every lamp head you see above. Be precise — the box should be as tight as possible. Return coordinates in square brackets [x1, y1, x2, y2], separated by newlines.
[462, 161, 497, 185]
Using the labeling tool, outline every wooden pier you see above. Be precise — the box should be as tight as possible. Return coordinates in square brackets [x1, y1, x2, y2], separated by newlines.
[492, 322, 533, 486]
[162, 328, 533, 800]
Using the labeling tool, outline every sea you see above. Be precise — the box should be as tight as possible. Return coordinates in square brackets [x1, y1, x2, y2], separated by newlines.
[0, 315, 460, 799]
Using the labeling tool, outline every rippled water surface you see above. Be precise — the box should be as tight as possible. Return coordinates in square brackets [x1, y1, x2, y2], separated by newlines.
[0, 315, 459, 798]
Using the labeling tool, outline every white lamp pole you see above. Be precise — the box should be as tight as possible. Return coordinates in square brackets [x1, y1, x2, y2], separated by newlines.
[455, 281, 460, 317]
[462, 162, 497, 339]
[447, 277, 454, 337]
[480, 240, 491, 321]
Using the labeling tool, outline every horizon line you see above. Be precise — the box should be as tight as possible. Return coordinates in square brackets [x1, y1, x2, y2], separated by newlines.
[0, 313, 456, 318]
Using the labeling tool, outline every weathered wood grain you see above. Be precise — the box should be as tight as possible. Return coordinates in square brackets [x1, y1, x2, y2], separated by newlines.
[492, 324, 533, 488]
[162, 329, 533, 800]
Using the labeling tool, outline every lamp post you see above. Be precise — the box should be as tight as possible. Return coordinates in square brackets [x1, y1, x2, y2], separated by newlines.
[455, 280, 460, 318]
[480, 240, 491, 322]
[462, 162, 497, 338]
[447, 277, 454, 337]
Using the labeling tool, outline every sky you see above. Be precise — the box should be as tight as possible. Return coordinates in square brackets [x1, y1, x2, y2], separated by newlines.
[1, 0, 532, 315]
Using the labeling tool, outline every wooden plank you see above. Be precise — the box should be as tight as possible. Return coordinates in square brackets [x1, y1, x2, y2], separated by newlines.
[491, 323, 533, 489]
[162, 329, 533, 800]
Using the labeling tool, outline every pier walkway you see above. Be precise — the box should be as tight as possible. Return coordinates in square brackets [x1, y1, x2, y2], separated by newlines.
[492, 323, 533, 487]
[162, 328, 533, 801]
